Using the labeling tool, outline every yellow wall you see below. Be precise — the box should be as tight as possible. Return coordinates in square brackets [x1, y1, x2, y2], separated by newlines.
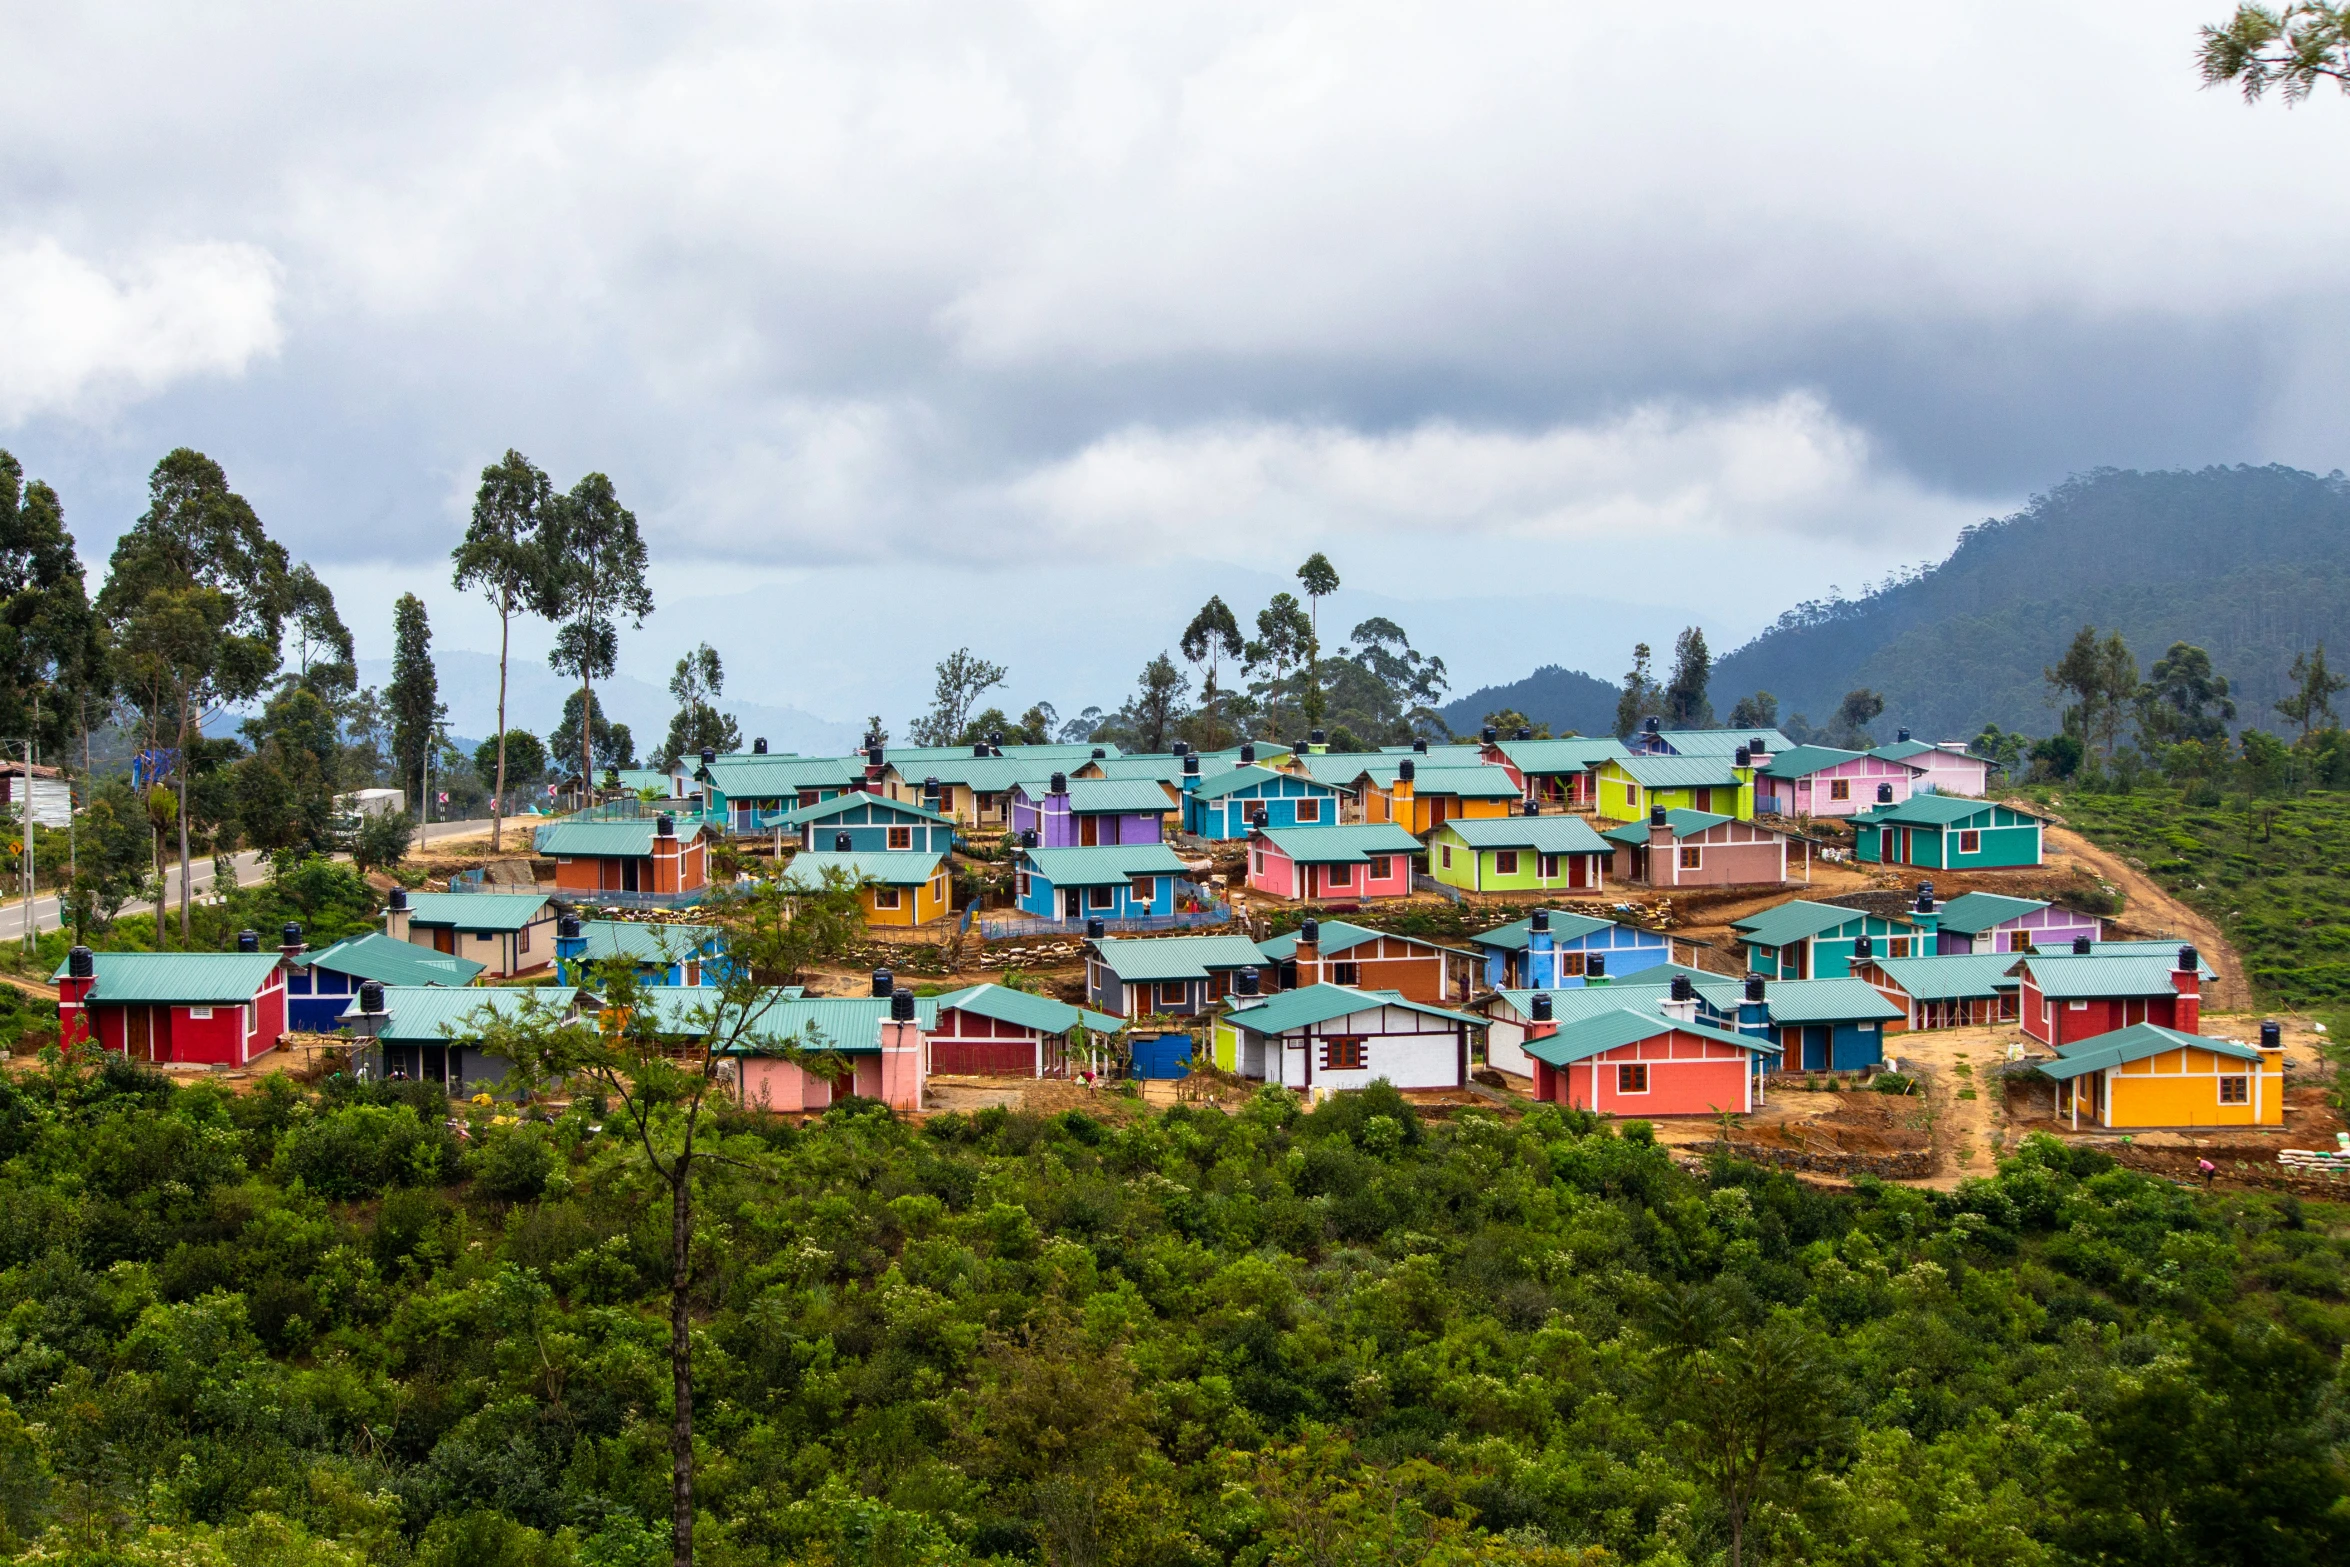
[864, 873, 952, 927]
[1369, 788, 1513, 834]
[1590, 763, 1756, 823]
[2102, 1046, 2283, 1128]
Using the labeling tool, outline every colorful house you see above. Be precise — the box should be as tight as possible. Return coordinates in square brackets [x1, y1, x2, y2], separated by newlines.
[1852, 953, 2023, 1032]
[1520, 992, 1778, 1115]
[347, 984, 586, 1097]
[1931, 891, 2101, 956]
[1872, 732, 1992, 797]
[1739, 975, 1902, 1072]
[2035, 1021, 2283, 1130]
[1087, 933, 1271, 1017]
[1246, 824, 1421, 903]
[696, 754, 864, 829]
[929, 984, 1119, 1077]
[1361, 761, 1522, 834]
[535, 815, 710, 901]
[386, 889, 559, 977]
[1753, 745, 1922, 818]
[284, 931, 482, 1030]
[1589, 753, 1755, 823]
[1482, 983, 1686, 1077]
[779, 792, 956, 855]
[1425, 814, 1613, 894]
[1733, 899, 1928, 980]
[1476, 733, 1632, 809]
[2017, 946, 2204, 1048]
[1629, 721, 1796, 757]
[1009, 775, 1172, 846]
[1212, 983, 1479, 1090]
[55, 946, 289, 1065]
[697, 989, 930, 1113]
[553, 916, 728, 986]
[1257, 918, 1471, 1005]
[1601, 807, 1804, 888]
[1016, 844, 1187, 922]
[1470, 910, 1674, 990]
[1182, 765, 1349, 839]
[1853, 795, 2045, 869]
[781, 850, 951, 926]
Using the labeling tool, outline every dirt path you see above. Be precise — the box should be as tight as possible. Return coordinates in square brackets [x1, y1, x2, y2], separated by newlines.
[0, 970, 56, 1001]
[2044, 825, 2247, 1011]
[1881, 1022, 2020, 1187]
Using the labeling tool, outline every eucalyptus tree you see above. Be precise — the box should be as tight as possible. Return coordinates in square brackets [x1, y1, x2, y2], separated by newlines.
[453, 450, 563, 847]
[542, 472, 652, 798]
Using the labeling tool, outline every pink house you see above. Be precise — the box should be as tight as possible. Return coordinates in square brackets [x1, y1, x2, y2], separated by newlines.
[1874, 734, 1992, 796]
[702, 989, 928, 1112]
[1248, 824, 1421, 903]
[1522, 984, 1778, 1115]
[1754, 745, 1922, 819]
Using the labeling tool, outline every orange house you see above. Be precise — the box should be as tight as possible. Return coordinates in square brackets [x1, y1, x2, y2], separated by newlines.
[2036, 1021, 2284, 1129]
[534, 814, 709, 899]
[1360, 759, 1520, 835]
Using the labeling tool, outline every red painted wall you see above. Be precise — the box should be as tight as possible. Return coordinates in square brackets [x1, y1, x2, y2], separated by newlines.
[1536, 1029, 1753, 1116]
[930, 1007, 1056, 1075]
[2021, 979, 2192, 1045]
[61, 975, 286, 1066]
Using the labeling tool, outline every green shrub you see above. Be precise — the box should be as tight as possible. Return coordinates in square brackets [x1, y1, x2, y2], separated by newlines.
[279, 1103, 456, 1197]
[463, 1122, 557, 1201]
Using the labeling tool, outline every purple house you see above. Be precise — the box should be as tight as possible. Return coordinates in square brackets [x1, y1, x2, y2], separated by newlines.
[1009, 774, 1171, 847]
[1754, 745, 1923, 818]
[1929, 890, 2101, 955]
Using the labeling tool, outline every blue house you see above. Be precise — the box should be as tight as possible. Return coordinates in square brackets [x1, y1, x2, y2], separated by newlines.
[284, 931, 483, 1030]
[1182, 765, 1349, 839]
[553, 915, 730, 987]
[1733, 899, 1927, 980]
[1618, 971, 1899, 1073]
[1016, 845, 1187, 923]
[1469, 909, 1673, 991]
[778, 792, 956, 854]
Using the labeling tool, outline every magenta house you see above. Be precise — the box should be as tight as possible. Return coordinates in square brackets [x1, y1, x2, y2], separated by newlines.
[1248, 824, 1421, 903]
[1008, 774, 1171, 847]
[1931, 891, 2101, 955]
[1754, 746, 1922, 818]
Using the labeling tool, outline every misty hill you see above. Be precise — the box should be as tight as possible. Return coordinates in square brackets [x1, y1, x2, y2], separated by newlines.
[1440, 664, 1622, 737]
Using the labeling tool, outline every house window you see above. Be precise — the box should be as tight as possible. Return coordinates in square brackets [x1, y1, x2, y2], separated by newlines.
[1829, 779, 1850, 801]
[1617, 1062, 1650, 1094]
[1626, 785, 1641, 807]
[1253, 852, 1266, 876]
[1321, 1036, 1368, 1071]
[1539, 853, 1559, 879]
[1089, 886, 1117, 909]
[1131, 877, 1158, 905]
[1295, 798, 1321, 823]
[189, 1006, 213, 1020]
[1158, 982, 1189, 1007]
[1888, 936, 1912, 958]
[2069, 1000, 2088, 1011]
[1368, 856, 1392, 880]
[1495, 850, 1520, 875]
[873, 887, 902, 910]
[1958, 829, 1981, 854]
[887, 826, 913, 850]
[1440, 845, 1453, 868]
[1334, 961, 1359, 984]
[799, 790, 819, 808]
[1328, 862, 1354, 886]
[2219, 1076, 2250, 1104]
[2010, 932, 2034, 953]
[520, 924, 532, 952]
[1679, 846, 1702, 869]
[1017, 871, 1032, 898]
[1559, 951, 1586, 976]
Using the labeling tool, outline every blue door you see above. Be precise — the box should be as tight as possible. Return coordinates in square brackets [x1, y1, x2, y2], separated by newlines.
[1802, 1026, 1831, 1072]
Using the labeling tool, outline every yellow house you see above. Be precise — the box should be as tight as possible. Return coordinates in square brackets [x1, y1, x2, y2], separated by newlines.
[1590, 754, 1755, 823]
[1361, 763, 1521, 835]
[780, 851, 953, 927]
[2036, 1022, 2283, 1129]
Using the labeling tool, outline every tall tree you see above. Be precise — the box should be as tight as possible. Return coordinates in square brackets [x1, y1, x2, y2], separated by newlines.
[2275, 643, 2346, 737]
[2201, 4, 2350, 102]
[1832, 688, 1886, 748]
[2045, 625, 2138, 758]
[1347, 617, 1451, 739]
[1663, 626, 1713, 728]
[1179, 596, 1245, 748]
[658, 643, 741, 767]
[1615, 642, 1661, 739]
[910, 648, 1009, 747]
[97, 450, 291, 943]
[551, 688, 635, 781]
[387, 594, 442, 820]
[2138, 642, 2237, 746]
[1245, 594, 1313, 740]
[1295, 554, 1341, 729]
[1, 451, 108, 765]
[454, 451, 560, 849]
[1120, 654, 1190, 753]
[1727, 691, 1778, 730]
[1659, 1316, 1838, 1567]
[543, 473, 653, 797]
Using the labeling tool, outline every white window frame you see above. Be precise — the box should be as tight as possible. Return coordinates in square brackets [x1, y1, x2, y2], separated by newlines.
[189, 1005, 213, 1020]
[1088, 885, 1117, 910]
[872, 886, 902, 910]
[2069, 1000, 2089, 1011]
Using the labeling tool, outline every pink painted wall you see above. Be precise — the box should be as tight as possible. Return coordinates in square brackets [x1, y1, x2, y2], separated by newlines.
[1539, 1029, 1754, 1115]
[1759, 755, 1921, 818]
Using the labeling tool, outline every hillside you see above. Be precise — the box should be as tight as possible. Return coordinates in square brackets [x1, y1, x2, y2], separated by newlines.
[1439, 662, 1621, 736]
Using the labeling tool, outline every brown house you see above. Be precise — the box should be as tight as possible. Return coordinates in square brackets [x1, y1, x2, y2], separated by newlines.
[1603, 807, 1807, 889]
[1256, 917, 1474, 1006]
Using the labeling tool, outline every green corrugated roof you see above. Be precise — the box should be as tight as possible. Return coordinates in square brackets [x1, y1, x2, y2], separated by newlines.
[1523, 1005, 1776, 1066]
[1493, 986, 1695, 1026]
[1605, 754, 1745, 789]
[1754, 977, 1904, 1025]
[1294, 753, 1393, 787]
[402, 892, 553, 932]
[1191, 764, 1341, 802]
[1434, 815, 1612, 854]
[1593, 962, 1731, 992]
[1470, 912, 1621, 951]
[2090, 941, 2216, 978]
[1600, 808, 1735, 846]
[1019, 844, 1186, 886]
[1096, 754, 1234, 786]
[777, 792, 951, 828]
[1254, 824, 1421, 863]
[700, 755, 865, 795]
[294, 932, 484, 988]
[574, 920, 722, 964]
[55, 951, 287, 1004]
[1643, 728, 1796, 757]
[933, 983, 1116, 1036]
[1853, 794, 2019, 827]
[1489, 737, 1632, 774]
[535, 820, 660, 857]
[347, 984, 586, 1042]
[892, 756, 1038, 792]
[779, 850, 944, 888]
[2015, 953, 2193, 999]
[1931, 891, 2047, 934]
[627, 985, 830, 1042]
[1732, 899, 1874, 947]
[1091, 933, 1269, 981]
[1869, 954, 2023, 1000]
[1016, 779, 1176, 815]
[1405, 766, 1523, 799]
[1223, 983, 1481, 1037]
[1756, 744, 1869, 780]
[1870, 740, 1941, 762]
[716, 994, 942, 1054]
[2036, 1021, 2262, 1081]
[884, 742, 1113, 765]
[1257, 919, 1466, 962]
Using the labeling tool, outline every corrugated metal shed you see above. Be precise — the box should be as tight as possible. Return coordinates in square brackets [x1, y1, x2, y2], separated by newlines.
[54, 951, 285, 1003]
[2016, 954, 2191, 999]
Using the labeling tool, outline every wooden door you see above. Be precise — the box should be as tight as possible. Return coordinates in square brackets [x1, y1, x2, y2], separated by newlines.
[623, 858, 641, 892]
[128, 1006, 152, 1062]
[433, 927, 455, 954]
[1695, 788, 1712, 812]
[1079, 815, 1098, 846]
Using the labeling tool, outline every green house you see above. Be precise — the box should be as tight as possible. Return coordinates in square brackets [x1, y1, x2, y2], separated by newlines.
[1852, 795, 2044, 870]
[1425, 815, 1614, 894]
[1732, 898, 1930, 980]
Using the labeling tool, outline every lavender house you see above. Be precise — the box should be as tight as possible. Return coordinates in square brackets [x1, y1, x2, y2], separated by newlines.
[1009, 774, 1172, 847]
[1754, 745, 1923, 819]
[1931, 890, 2101, 955]
[1873, 731, 1992, 796]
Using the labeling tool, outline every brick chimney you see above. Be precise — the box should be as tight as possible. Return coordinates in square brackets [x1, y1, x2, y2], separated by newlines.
[58, 945, 95, 1049]
[2171, 945, 2201, 1034]
[1647, 805, 1675, 886]
[878, 987, 926, 1111]
[385, 887, 412, 944]
[1392, 759, 1415, 826]
[1296, 918, 1322, 986]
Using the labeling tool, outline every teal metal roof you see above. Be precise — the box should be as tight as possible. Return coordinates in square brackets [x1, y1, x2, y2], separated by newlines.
[700, 755, 865, 795]
[1757, 744, 1869, 780]
[1871, 740, 1941, 762]
[1257, 919, 1466, 962]
[1470, 912, 1620, 951]
[346, 984, 585, 1042]
[1600, 808, 1735, 846]
[932, 983, 1117, 1035]
[777, 792, 950, 828]
[1254, 824, 1422, 863]
[1932, 891, 2047, 934]
[56, 950, 286, 1004]
[1294, 753, 1393, 788]
[1493, 986, 1695, 1026]
[779, 850, 944, 889]
[535, 820, 660, 857]
[293, 932, 484, 988]
[1019, 779, 1176, 815]
[884, 742, 1113, 765]
[893, 756, 1038, 792]
[1523, 1005, 1777, 1067]
[1191, 764, 1339, 802]
[2036, 1021, 2262, 1081]
[1223, 983, 1481, 1037]
[625, 985, 830, 1042]
[1868, 954, 2022, 1000]
[1593, 962, 1734, 993]
[1490, 737, 1632, 774]
[2015, 953, 2191, 1000]
[1646, 728, 1796, 757]
[1435, 815, 1612, 854]
[2090, 941, 2216, 979]
[1732, 899, 1873, 948]
[1096, 754, 1235, 786]
[1091, 933, 1268, 981]
[402, 892, 553, 932]
[1853, 794, 2017, 827]
[1020, 844, 1186, 886]
[1607, 754, 1745, 789]
[717, 994, 942, 1054]
[574, 920, 722, 964]
[1754, 977, 1904, 1025]
[1406, 766, 1523, 800]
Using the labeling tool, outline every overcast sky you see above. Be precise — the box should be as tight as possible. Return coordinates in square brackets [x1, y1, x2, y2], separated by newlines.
[5, 2, 2347, 734]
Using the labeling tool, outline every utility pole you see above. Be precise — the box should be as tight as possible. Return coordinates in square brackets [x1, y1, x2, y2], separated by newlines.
[20, 736, 35, 956]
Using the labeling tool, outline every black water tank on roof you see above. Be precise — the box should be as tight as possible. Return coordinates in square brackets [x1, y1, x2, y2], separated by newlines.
[236, 930, 259, 953]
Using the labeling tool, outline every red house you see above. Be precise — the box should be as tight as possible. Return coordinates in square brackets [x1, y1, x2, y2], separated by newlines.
[1246, 824, 1420, 903]
[2017, 945, 2202, 1047]
[54, 945, 289, 1066]
[1521, 987, 1778, 1115]
[534, 813, 709, 899]
[927, 983, 1119, 1077]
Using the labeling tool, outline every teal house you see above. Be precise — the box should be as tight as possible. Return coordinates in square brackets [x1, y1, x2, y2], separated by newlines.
[1733, 899, 1930, 980]
[1183, 765, 1349, 839]
[554, 916, 730, 987]
[1852, 795, 2045, 870]
[780, 792, 956, 854]
[695, 754, 865, 830]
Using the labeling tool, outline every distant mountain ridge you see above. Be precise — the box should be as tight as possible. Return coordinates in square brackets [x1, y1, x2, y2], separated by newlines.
[1439, 664, 1621, 737]
[1447, 465, 2350, 744]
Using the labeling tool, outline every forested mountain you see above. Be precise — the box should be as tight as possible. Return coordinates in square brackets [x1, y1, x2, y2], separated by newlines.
[1450, 466, 2350, 742]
